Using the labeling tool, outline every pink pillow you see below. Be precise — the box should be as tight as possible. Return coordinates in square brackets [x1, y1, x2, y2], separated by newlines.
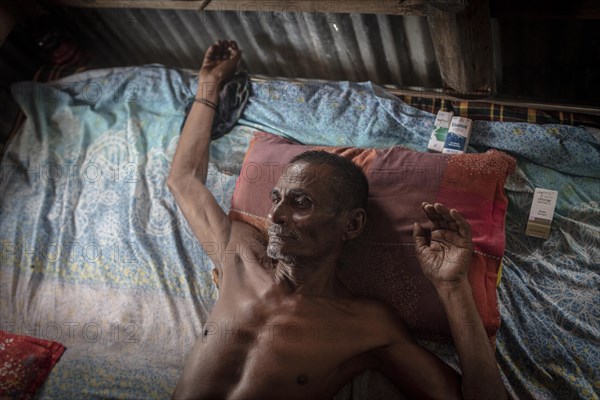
[230, 132, 515, 342]
[0, 331, 65, 399]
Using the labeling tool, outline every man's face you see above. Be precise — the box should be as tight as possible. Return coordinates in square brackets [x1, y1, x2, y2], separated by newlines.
[266, 162, 346, 265]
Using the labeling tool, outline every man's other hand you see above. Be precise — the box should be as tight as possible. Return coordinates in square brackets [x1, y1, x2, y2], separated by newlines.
[199, 40, 241, 85]
[412, 202, 473, 290]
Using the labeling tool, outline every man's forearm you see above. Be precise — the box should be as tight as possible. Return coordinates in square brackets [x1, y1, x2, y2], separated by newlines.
[168, 80, 220, 184]
[436, 281, 507, 400]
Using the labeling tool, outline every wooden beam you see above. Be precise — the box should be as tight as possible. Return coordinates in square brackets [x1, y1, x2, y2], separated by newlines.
[427, 0, 495, 96]
[47, 0, 466, 15]
[47, 0, 207, 10]
[204, 1, 464, 15]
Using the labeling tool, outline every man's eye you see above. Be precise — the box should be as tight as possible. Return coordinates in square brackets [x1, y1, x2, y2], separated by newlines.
[271, 195, 280, 204]
[294, 197, 312, 208]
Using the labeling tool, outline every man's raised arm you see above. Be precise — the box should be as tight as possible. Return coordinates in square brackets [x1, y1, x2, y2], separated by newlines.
[167, 40, 241, 263]
[413, 202, 507, 400]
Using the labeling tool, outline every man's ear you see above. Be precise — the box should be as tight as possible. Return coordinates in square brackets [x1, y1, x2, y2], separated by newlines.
[342, 208, 367, 241]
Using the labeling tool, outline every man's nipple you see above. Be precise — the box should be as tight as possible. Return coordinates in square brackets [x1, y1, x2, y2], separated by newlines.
[296, 374, 308, 385]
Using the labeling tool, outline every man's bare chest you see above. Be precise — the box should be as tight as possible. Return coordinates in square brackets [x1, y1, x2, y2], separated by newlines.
[195, 292, 376, 399]
[205, 296, 363, 362]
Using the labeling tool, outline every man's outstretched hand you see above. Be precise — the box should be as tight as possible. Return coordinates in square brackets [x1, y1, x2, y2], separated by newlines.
[413, 202, 473, 290]
[199, 40, 241, 85]
[414, 203, 508, 400]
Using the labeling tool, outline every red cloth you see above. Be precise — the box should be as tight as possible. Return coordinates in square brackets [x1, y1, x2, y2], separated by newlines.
[0, 331, 66, 399]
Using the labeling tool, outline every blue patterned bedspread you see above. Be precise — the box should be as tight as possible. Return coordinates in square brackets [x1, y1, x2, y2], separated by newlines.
[241, 79, 600, 400]
[1, 65, 598, 399]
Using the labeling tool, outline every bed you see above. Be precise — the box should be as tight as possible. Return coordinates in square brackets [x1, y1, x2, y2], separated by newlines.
[1, 65, 599, 399]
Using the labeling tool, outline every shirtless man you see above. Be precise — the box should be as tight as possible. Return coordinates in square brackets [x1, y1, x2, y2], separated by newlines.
[167, 40, 507, 400]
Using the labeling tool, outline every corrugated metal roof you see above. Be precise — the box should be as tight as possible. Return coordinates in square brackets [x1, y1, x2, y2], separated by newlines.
[54, 7, 443, 89]
[1, 7, 598, 105]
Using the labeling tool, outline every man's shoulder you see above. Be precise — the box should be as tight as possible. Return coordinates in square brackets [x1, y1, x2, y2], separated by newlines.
[350, 297, 399, 323]
[343, 297, 411, 345]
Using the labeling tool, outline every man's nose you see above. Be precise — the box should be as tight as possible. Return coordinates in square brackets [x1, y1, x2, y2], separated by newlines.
[268, 200, 288, 224]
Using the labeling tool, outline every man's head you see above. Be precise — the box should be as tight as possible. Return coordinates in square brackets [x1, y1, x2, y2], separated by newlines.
[288, 151, 369, 212]
[266, 151, 369, 266]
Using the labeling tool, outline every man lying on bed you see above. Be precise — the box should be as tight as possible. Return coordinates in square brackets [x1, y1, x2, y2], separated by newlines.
[167, 40, 507, 400]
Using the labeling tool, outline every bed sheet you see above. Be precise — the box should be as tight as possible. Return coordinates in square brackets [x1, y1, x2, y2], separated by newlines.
[1, 65, 598, 399]
[241, 79, 600, 399]
[1, 65, 252, 399]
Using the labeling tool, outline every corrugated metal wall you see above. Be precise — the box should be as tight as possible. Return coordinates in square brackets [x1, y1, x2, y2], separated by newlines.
[1, 6, 599, 105]
[53, 8, 443, 90]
